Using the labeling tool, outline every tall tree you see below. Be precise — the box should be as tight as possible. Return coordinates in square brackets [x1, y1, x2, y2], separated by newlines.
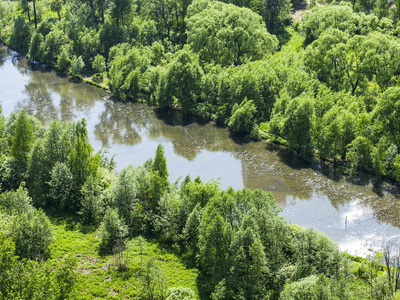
[10, 110, 34, 163]
[186, 0, 278, 66]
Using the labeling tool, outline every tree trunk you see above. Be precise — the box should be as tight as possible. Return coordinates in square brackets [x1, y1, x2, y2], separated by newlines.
[101, 0, 104, 23]
[33, 0, 37, 29]
[24, 0, 31, 23]
[56, 0, 61, 21]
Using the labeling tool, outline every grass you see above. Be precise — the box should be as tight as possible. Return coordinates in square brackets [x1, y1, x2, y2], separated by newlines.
[48, 214, 199, 299]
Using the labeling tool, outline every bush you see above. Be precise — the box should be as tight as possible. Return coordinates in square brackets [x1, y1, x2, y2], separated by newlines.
[99, 208, 128, 254]
[70, 56, 85, 75]
[166, 287, 196, 300]
[0, 183, 33, 215]
[228, 98, 257, 134]
[11, 209, 54, 260]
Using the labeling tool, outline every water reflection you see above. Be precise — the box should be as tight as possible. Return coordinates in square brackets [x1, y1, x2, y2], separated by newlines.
[95, 101, 142, 146]
[1, 45, 400, 256]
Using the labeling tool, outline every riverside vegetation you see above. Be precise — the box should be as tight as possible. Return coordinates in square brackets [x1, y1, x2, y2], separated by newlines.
[1, 108, 400, 299]
[1, 0, 400, 184]
[1, 0, 400, 298]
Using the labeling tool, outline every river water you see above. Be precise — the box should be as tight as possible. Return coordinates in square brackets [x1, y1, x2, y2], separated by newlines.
[1, 45, 399, 257]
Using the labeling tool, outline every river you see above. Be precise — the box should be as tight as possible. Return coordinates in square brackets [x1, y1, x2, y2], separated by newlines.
[1, 45, 399, 257]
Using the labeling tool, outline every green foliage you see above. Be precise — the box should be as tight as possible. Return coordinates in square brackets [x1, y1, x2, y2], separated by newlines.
[9, 15, 32, 55]
[70, 55, 85, 75]
[0, 156, 26, 192]
[11, 209, 54, 260]
[79, 171, 111, 224]
[0, 184, 33, 215]
[10, 109, 34, 163]
[99, 208, 128, 254]
[280, 94, 315, 159]
[0, 234, 78, 299]
[261, 0, 292, 32]
[151, 143, 169, 186]
[156, 47, 203, 113]
[167, 287, 196, 300]
[48, 162, 75, 210]
[57, 46, 70, 73]
[346, 136, 373, 174]
[92, 54, 106, 73]
[141, 256, 168, 299]
[228, 97, 257, 134]
[186, 0, 278, 66]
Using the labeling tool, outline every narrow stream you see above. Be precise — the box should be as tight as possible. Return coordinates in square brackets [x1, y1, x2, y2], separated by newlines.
[1, 45, 399, 257]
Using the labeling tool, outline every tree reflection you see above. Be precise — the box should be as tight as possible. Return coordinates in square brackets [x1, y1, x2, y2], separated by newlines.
[20, 74, 57, 125]
[94, 101, 142, 147]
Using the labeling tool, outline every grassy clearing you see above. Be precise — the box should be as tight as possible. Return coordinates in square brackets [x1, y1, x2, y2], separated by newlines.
[49, 214, 199, 299]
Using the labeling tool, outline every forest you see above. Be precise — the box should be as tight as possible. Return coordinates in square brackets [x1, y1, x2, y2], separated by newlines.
[1, 0, 400, 183]
[1, 0, 400, 298]
[0, 108, 400, 299]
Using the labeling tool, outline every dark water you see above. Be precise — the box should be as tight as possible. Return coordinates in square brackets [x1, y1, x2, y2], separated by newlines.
[1, 45, 399, 256]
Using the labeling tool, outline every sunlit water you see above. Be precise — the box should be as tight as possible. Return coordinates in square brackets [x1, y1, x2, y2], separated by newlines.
[1, 45, 399, 257]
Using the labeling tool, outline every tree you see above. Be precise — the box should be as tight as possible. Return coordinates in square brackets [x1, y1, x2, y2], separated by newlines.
[373, 87, 400, 147]
[10, 110, 34, 163]
[186, 0, 278, 66]
[11, 209, 54, 260]
[228, 98, 257, 134]
[9, 15, 32, 55]
[70, 56, 85, 75]
[57, 46, 71, 73]
[48, 162, 75, 210]
[68, 119, 97, 186]
[99, 208, 128, 253]
[92, 54, 106, 73]
[141, 257, 168, 300]
[260, 0, 291, 32]
[281, 94, 315, 159]
[79, 174, 106, 224]
[111, 0, 132, 26]
[151, 143, 169, 185]
[155, 47, 203, 113]
[0, 184, 33, 216]
[346, 136, 372, 174]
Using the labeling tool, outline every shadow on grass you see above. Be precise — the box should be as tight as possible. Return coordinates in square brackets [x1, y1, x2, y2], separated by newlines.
[43, 207, 97, 234]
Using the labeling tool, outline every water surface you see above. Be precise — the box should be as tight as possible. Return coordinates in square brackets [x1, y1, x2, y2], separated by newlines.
[1, 45, 399, 256]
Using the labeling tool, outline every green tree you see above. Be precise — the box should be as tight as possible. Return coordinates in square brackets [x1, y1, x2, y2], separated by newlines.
[186, 0, 278, 66]
[346, 136, 372, 174]
[260, 0, 291, 32]
[228, 98, 257, 134]
[373, 87, 400, 147]
[68, 119, 97, 186]
[151, 143, 169, 185]
[57, 46, 71, 73]
[79, 173, 108, 224]
[9, 15, 32, 55]
[99, 208, 128, 253]
[281, 94, 315, 159]
[92, 54, 106, 73]
[155, 47, 203, 113]
[141, 257, 168, 300]
[10, 110, 34, 163]
[48, 162, 75, 210]
[0, 184, 33, 216]
[11, 209, 54, 260]
[111, 0, 132, 26]
[70, 56, 85, 75]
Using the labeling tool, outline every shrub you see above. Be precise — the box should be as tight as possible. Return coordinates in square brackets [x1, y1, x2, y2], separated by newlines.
[99, 208, 128, 254]
[11, 209, 54, 260]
